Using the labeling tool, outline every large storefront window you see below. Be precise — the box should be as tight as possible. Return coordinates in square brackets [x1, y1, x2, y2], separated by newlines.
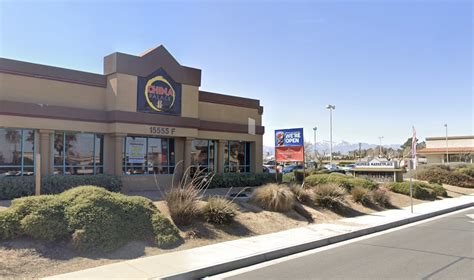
[123, 136, 175, 175]
[54, 132, 103, 175]
[0, 128, 35, 176]
[225, 141, 251, 173]
[191, 139, 216, 173]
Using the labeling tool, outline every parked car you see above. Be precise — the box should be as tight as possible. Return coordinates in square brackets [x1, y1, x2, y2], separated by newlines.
[263, 165, 276, 174]
[340, 164, 356, 172]
[282, 164, 303, 174]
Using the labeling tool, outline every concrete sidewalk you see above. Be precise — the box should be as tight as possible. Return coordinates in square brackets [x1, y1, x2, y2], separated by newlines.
[43, 194, 474, 280]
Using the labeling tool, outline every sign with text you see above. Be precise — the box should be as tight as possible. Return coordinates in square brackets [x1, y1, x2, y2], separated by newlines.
[275, 128, 304, 162]
[137, 68, 182, 115]
[127, 138, 146, 164]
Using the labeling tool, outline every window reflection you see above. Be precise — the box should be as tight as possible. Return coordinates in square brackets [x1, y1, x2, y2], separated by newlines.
[224, 141, 251, 173]
[123, 137, 175, 175]
[53, 131, 103, 175]
[0, 128, 35, 177]
[191, 140, 216, 174]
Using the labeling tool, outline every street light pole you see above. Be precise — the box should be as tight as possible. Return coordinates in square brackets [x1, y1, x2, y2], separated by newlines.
[326, 105, 335, 164]
[313, 126, 317, 158]
[378, 136, 384, 157]
[444, 123, 449, 164]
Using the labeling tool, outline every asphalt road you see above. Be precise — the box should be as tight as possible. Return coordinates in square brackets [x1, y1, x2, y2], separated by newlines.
[213, 208, 474, 280]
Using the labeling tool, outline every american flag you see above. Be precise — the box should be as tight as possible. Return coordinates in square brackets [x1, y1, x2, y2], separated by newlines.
[412, 126, 417, 170]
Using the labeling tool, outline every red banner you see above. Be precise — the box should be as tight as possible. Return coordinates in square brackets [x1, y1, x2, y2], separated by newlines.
[275, 146, 304, 162]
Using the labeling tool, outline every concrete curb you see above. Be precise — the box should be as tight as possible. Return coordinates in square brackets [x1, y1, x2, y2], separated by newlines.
[160, 201, 474, 280]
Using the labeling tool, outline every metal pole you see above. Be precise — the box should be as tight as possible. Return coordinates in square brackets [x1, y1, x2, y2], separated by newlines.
[329, 108, 333, 164]
[409, 159, 413, 213]
[378, 136, 384, 157]
[445, 124, 449, 164]
[359, 142, 362, 161]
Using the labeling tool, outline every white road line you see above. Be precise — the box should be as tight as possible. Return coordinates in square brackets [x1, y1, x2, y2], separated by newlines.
[205, 206, 474, 280]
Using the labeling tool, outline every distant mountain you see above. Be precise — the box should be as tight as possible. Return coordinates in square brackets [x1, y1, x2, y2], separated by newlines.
[263, 141, 401, 156]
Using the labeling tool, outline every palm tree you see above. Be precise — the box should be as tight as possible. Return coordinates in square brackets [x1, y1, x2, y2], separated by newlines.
[5, 129, 21, 164]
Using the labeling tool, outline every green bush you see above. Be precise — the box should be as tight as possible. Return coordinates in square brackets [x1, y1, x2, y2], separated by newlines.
[251, 184, 295, 212]
[208, 173, 277, 189]
[351, 186, 372, 206]
[455, 165, 474, 178]
[312, 184, 346, 210]
[151, 213, 181, 247]
[20, 199, 68, 242]
[387, 182, 437, 200]
[0, 211, 21, 240]
[426, 183, 448, 197]
[305, 174, 378, 192]
[417, 166, 474, 188]
[202, 196, 238, 224]
[0, 174, 122, 200]
[0, 186, 180, 252]
[282, 173, 295, 183]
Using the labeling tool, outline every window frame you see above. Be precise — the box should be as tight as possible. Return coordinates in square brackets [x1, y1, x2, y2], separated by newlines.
[0, 128, 36, 176]
[123, 136, 175, 175]
[53, 131, 104, 175]
[190, 139, 217, 173]
[224, 141, 251, 173]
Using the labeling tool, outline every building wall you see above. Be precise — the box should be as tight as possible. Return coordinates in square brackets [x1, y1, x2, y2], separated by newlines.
[426, 138, 474, 149]
[0, 46, 265, 192]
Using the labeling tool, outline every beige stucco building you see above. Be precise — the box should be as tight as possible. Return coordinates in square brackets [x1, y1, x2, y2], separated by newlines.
[0, 45, 264, 191]
[418, 136, 473, 164]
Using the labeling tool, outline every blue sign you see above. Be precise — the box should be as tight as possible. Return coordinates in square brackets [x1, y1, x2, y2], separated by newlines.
[275, 128, 304, 147]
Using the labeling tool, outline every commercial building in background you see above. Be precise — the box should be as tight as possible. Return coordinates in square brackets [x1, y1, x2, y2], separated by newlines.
[417, 136, 473, 164]
[350, 157, 404, 183]
[0, 45, 264, 191]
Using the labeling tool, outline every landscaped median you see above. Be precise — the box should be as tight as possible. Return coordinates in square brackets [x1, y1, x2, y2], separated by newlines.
[0, 170, 472, 279]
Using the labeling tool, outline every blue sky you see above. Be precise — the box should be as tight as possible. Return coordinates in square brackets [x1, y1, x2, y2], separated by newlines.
[1, 0, 472, 147]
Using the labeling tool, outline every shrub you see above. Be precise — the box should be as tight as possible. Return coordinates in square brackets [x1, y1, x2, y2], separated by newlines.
[0, 211, 21, 240]
[0, 174, 122, 200]
[455, 166, 474, 178]
[290, 185, 314, 204]
[387, 182, 437, 200]
[251, 184, 295, 212]
[305, 174, 378, 192]
[351, 186, 372, 206]
[282, 173, 295, 183]
[312, 184, 346, 210]
[417, 167, 474, 188]
[165, 188, 201, 226]
[371, 189, 391, 207]
[426, 183, 448, 197]
[294, 170, 310, 183]
[208, 173, 276, 189]
[20, 199, 68, 242]
[0, 186, 180, 252]
[151, 213, 181, 246]
[202, 196, 238, 224]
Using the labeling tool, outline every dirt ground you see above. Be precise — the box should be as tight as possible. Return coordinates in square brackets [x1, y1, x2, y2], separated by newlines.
[0, 183, 472, 280]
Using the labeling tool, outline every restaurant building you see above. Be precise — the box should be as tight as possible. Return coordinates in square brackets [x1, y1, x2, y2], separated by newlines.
[0, 45, 264, 191]
[417, 135, 473, 164]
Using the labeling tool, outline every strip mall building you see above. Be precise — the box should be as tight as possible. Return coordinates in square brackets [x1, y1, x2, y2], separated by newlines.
[0, 46, 264, 191]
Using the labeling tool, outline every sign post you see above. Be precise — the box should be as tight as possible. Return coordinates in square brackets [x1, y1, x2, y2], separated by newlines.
[35, 153, 41, 196]
[275, 128, 305, 184]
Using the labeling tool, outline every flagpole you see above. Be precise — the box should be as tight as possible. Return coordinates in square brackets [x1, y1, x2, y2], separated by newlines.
[409, 159, 413, 214]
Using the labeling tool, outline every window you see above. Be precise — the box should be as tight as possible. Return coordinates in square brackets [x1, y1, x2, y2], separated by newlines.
[0, 128, 35, 176]
[225, 141, 251, 173]
[191, 139, 216, 173]
[54, 131, 103, 175]
[123, 136, 175, 175]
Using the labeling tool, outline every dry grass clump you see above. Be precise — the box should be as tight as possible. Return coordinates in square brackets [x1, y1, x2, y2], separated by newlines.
[290, 185, 314, 204]
[251, 184, 295, 212]
[351, 186, 372, 206]
[202, 196, 238, 224]
[371, 188, 391, 207]
[312, 184, 345, 210]
[163, 164, 213, 226]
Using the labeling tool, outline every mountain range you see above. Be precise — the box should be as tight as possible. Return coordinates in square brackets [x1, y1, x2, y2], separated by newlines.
[263, 141, 401, 156]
